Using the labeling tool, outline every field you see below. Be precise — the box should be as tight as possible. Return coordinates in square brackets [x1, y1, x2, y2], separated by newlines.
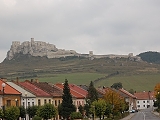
[23, 72, 160, 92]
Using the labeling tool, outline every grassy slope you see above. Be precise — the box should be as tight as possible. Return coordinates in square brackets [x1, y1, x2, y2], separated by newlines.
[1, 55, 160, 92]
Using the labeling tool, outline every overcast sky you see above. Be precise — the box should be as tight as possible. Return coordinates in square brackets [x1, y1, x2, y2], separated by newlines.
[0, 0, 160, 62]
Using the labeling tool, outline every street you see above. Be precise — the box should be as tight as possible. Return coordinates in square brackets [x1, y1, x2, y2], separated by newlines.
[131, 108, 160, 120]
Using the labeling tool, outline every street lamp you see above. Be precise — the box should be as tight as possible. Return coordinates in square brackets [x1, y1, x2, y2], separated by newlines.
[2, 83, 6, 120]
[25, 92, 27, 120]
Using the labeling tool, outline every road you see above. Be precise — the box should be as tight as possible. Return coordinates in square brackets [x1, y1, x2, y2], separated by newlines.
[131, 108, 160, 120]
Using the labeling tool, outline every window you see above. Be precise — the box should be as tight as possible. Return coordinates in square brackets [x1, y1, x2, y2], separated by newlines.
[143, 105, 145, 107]
[32, 102, 34, 106]
[16, 100, 19, 106]
[23, 102, 25, 107]
[6, 100, 11, 106]
[44, 99, 47, 104]
[55, 100, 57, 106]
[138, 105, 140, 108]
[147, 101, 149, 103]
[137, 101, 139, 103]
[49, 99, 51, 104]
[58, 100, 60, 105]
[143, 101, 145, 103]
[28, 102, 30, 107]
[38, 99, 41, 106]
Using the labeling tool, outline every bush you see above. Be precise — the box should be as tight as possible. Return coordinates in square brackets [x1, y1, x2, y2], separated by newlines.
[32, 116, 42, 120]
[70, 112, 83, 120]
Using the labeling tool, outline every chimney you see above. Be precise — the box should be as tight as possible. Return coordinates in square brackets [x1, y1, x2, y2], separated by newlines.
[36, 79, 39, 83]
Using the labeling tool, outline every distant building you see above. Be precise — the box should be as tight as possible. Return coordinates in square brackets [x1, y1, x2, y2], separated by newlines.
[134, 91, 155, 110]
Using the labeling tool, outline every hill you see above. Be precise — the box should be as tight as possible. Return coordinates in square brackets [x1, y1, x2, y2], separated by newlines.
[0, 52, 160, 92]
[138, 51, 160, 64]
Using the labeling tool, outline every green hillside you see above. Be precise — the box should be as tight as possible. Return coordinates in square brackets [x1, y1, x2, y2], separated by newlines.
[0, 53, 160, 92]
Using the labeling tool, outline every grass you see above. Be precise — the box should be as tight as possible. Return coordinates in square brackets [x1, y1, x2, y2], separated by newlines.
[35, 72, 107, 85]
[95, 73, 160, 92]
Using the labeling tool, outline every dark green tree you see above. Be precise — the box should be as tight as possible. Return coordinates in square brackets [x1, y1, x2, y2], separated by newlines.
[19, 106, 26, 119]
[111, 82, 123, 90]
[5, 106, 20, 120]
[61, 79, 76, 119]
[87, 81, 98, 103]
[0, 109, 3, 119]
[27, 105, 39, 119]
[78, 105, 84, 116]
[37, 103, 57, 120]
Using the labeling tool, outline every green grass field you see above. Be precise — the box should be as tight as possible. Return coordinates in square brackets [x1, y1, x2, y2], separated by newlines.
[27, 72, 160, 92]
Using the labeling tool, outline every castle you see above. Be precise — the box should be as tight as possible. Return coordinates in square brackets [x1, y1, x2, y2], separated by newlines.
[6, 38, 141, 61]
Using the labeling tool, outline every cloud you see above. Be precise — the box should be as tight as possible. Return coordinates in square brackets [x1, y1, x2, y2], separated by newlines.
[0, 0, 160, 62]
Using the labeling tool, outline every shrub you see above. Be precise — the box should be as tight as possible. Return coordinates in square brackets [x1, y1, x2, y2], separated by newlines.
[70, 112, 83, 120]
[32, 116, 42, 120]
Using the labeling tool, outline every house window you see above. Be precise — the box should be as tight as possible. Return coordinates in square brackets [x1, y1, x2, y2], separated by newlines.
[58, 100, 60, 105]
[147, 101, 149, 103]
[137, 101, 139, 103]
[138, 105, 140, 108]
[38, 99, 41, 106]
[44, 99, 47, 104]
[143, 101, 145, 103]
[32, 102, 34, 106]
[16, 100, 19, 106]
[28, 102, 30, 107]
[6, 100, 11, 106]
[23, 102, 25, 107]
[143, 105, 145, 107]
[55, 100, 57, 106]
[49, 99, 51, 104]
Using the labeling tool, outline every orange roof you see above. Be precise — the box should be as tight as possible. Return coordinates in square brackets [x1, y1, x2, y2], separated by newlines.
[17, 80, 51, 97]
[134, 91, 155, 100]
[55, 83, 86, 99]
[119, 88, 136, 99]
[0, 79, 21, 95]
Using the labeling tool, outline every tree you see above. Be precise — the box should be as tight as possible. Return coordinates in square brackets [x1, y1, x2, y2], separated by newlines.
[19, 106, 26, 119]
[37, 103, 57, 119]
[87, 81, 98, 103]
[61, 79, 76, 119]
[154, 83, 160, 109]
[0, 109, 3, 119]
[111, 82, 123, 90]
[27, 105, 39, 119]
[5, 106, 20, 120]
[103, 89, 127, 118]
[90, 99, 106, 120]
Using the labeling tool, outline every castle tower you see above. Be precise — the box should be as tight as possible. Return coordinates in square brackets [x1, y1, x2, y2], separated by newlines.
[31, 38, 34, 46]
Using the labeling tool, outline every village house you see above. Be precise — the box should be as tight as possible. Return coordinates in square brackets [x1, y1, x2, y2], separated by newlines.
[134, 91, 155, 110]
[0, 79, 21, 108]
[7, 81, 36, 109]
[15, 80, 52, 106]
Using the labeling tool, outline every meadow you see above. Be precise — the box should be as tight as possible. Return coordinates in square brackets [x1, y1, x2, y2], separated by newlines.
[32, 72, 160, 92]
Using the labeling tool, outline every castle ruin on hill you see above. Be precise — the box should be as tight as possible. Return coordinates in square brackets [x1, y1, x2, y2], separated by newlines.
[6, 38, 141, 61]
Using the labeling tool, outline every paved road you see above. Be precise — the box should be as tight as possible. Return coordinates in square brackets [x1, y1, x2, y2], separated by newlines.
[131, 108, 160, 120]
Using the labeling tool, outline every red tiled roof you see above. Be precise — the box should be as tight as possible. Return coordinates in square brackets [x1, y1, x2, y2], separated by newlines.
[55, 83, 86, 99]
[69, 84, 88, 96]
[0, 79, 21, 95]
[31, 82, 63, 97]
[119, 88, 136, 99]
[134, 91, 155, 100]
[17, 80, 51, 97]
